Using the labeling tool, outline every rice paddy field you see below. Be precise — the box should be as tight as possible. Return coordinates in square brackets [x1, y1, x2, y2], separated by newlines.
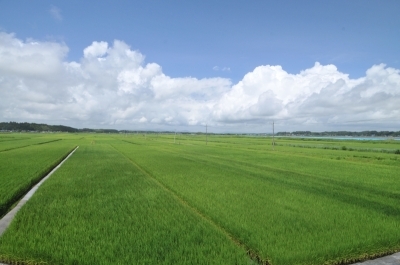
[0, 132, 399, 265]
[0, 135, 77, 218]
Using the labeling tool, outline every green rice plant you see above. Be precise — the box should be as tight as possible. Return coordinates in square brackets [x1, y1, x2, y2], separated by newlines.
[1, 135, 400, 265]
[0, 141, 76, 217]
[0, 134, 64, 152]
[114, 137, 400, 265]
[0, 136, 29, 143]
[0, 142, 248, 265]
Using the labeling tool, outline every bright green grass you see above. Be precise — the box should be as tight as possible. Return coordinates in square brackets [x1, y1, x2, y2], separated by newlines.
[113, 135, 400, 265]
[0, 133, 66, 152]
[276, 138, 400, 156]
[0, 140, 76, 217]
[151, 133, 400, 166]
[0, 141, 249, 265]
[0, 135, 30, 142]
[133, 133, 400, 154]
[1, 134, 399, 265]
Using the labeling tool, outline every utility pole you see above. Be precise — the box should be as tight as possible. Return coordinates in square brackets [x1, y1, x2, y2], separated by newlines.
[272, 120, 275, 150]
[206, 124, 208, 145]
[174, 130, 176, 144]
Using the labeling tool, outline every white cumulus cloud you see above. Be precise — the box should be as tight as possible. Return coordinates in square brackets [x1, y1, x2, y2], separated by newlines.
[83, 41, 108, 58]
[0, 31, 399, 131]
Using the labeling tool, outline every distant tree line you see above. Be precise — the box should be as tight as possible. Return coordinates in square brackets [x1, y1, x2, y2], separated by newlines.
[277, 131, 400, 137]
[0, 122, 119, 133]
[1, 122, 399, 136]
[0, 122, 78, 132]
[79, 128, 119, 133]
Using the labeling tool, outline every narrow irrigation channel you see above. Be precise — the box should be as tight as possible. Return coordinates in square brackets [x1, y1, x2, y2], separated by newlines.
[0, 146, 79, 237]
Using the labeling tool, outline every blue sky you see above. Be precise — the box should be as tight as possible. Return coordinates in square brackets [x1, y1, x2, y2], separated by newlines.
[0, 1, 399, 132]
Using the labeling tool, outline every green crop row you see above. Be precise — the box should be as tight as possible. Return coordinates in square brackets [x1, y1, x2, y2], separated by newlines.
[1, 134, 399, 264]
[0, 140, 76, 217]
[0, 141, 249, 264]
[113, 136, 400, 265]
[0, 134, 65, 152]
[123, 133, 400, 167]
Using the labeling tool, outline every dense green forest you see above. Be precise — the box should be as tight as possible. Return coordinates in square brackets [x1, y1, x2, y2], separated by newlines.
[0, 122, 118, 133]
[0, 122, 78, 132]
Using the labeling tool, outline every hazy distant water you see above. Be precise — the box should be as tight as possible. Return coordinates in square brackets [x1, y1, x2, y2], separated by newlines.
[285, 136, 400, 141]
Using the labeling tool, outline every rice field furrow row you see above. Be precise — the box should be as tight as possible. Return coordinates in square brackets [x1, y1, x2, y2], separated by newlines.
[0, 141, 77, 218]
[0, 141, 249, 264]
[113, 137, 400, 265]
[0, 134, 399, 264]
[110, 143, 269, 265]
[137, 143, 400, 214]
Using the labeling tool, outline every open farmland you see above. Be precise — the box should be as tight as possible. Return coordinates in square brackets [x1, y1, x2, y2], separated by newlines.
[0, 138, 249, 265]
[0, 134, 67, 152]
[0, 133, 400, 264]
[0, 136, 77, 218]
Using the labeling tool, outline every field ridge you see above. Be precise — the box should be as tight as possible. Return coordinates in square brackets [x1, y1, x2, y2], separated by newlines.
[0, 139, 63, 153]
[0, 144, 77, 218]
[110, 143, 270, 265]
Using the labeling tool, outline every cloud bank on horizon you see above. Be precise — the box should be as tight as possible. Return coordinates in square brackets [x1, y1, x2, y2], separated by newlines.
[0, 32, 399, 132]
